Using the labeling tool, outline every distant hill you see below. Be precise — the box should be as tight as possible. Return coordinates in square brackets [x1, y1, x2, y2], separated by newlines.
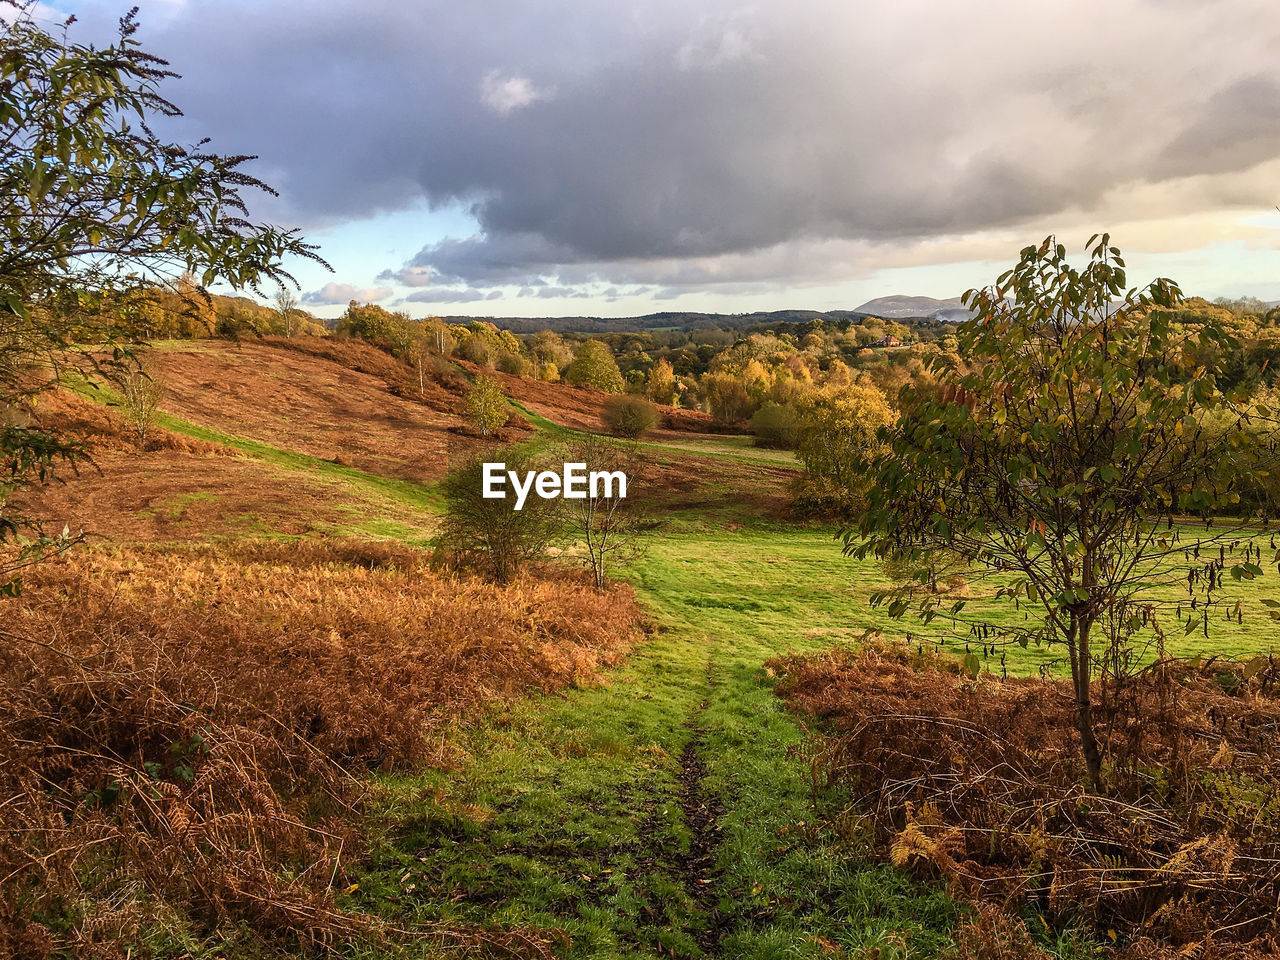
[852, 295, 969, 320]
[441, 309, 877, 335]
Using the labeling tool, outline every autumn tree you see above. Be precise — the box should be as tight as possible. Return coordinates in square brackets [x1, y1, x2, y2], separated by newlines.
[565, 339, 625, 393]
[645, 357, 677, 404]
[273, 286, 299, 338]
[792, 383, 893, 518]
[850, 236, 1260, 790]
[561, 435, 647, 589]
[700, 370, 752, 423]
[0, 3, 325, 592]
[464, 375, 508, 436]
[602, 395, 658, 439]
[438, 450, 561, 584]
[115, 360, 164, 443]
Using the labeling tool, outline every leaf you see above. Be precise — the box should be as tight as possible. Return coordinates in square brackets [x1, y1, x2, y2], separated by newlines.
[1242, 656, 1267, 682]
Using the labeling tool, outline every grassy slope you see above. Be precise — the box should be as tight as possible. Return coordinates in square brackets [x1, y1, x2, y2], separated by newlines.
[70, 344, 1280, 958]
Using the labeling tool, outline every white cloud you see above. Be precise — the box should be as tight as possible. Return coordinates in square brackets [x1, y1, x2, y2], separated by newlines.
[481, 70, 552, 116]
[302, 282, 393, 305]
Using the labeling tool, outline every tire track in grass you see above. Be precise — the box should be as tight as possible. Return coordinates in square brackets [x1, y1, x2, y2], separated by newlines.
[677, 691, 727, 955]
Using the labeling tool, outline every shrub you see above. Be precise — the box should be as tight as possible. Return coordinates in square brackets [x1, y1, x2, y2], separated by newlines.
[0, 541, 640, 955]
[791, 383, 893, 519]
[495, 349, 529, 376]
[114, 362, 164, 442]
[565, 339, 624, 393]
[456, 334, 491, 367]
[771, 644, 1280, 954]
[438, 450, 562, 583]
[602, 394, 658, 439]
[464, 375, 508, 436]
[750, 401, 801, 449]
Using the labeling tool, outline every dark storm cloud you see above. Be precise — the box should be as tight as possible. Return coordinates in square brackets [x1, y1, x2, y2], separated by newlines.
[110, 0, 1280, 289]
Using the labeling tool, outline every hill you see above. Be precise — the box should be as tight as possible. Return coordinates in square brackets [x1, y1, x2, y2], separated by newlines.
[440, 308, 875, 334]
[851, 294, 970, 320]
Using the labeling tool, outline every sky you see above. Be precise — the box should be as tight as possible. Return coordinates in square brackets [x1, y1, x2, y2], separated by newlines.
[39, 0, 1280, 318]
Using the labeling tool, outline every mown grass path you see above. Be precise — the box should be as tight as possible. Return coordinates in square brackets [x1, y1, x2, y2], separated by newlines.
[355, 531, 962, 960]
[355, 525, 1280, 959]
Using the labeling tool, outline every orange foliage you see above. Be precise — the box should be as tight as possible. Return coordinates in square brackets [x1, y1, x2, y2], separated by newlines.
[0, 540, 641, 957]
[771, 643, 1280, 958]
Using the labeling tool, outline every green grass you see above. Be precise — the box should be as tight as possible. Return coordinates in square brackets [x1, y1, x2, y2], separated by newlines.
[355, 525, 1278, 958]
[67, 357, 1279, 957]
[510, 400, 800, 470]
[354, 530, 964, 960]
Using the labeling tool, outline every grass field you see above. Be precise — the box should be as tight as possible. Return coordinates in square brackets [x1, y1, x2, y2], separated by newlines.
[350, 526, 1279, 958]
[43, 342, 1280, 958]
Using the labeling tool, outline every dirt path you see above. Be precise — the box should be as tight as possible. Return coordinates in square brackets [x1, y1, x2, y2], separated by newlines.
[677, 700, 727, 953]
[353, 536, 960, 959]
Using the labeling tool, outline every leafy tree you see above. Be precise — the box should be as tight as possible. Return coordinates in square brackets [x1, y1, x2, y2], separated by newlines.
[464, 375, 508, 436]
[273, 287, 299, 338]
[645, 357, 677, 405]
[850, 236, 1260, 790]
[565, 339, 624, 393]
[405, 336, 435, 398]
[438, 450, 560, 584]
[602, 394, 658, 439]
[0, 3, 324, 592]
[420, 318, 456, 357]
[561, 435, 647, 589]
[700, 370, 752, 423]
[792, 384, 893, 517]
[338, 302, 413, 352]
[529, 329, 573, 379]
[114, 360, 164, 443]
[750, 400, 802, 449]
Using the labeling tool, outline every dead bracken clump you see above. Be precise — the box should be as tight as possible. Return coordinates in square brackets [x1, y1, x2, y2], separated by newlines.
[770, 643, 1280, 959]
[39, 386, 235, 456]
[0, 540, 641, 958]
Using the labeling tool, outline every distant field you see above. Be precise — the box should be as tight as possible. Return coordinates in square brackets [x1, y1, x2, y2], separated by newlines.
[634, 527, 1280, 677]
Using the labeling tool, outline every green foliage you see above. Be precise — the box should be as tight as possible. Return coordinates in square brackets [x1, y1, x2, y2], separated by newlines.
[700, 369, 753, 423]
[337, 302, 414, 353]
[0, 3, 322, 594]
[792, 385, 893, 518]
[0, 6, 324, 310]
[438, 450, 560, 583]
[750, 400, 802, 449]
[565, 339, 625, 393]
[602, 394, 659, 439]
[645, 357, 677, 405]
[464, 375, 508, 437]
[850, 235, 1264, 787]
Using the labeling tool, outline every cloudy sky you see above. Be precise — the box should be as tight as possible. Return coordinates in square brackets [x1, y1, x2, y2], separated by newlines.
[44, 0, 1280, 317]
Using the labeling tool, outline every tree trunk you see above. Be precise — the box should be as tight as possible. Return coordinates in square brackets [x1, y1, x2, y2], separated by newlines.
[1071, 616, 1104, 792]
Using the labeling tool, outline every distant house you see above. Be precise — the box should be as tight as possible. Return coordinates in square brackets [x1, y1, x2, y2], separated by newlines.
[870, 335, 902, 348]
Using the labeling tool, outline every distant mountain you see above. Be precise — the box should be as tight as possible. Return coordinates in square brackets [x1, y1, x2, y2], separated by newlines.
[852, 295, 969, 320]
[442, 309, 875, 335]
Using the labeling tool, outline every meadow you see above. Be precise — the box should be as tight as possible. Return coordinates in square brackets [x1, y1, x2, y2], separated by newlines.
[8, 337, 1279, 959]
